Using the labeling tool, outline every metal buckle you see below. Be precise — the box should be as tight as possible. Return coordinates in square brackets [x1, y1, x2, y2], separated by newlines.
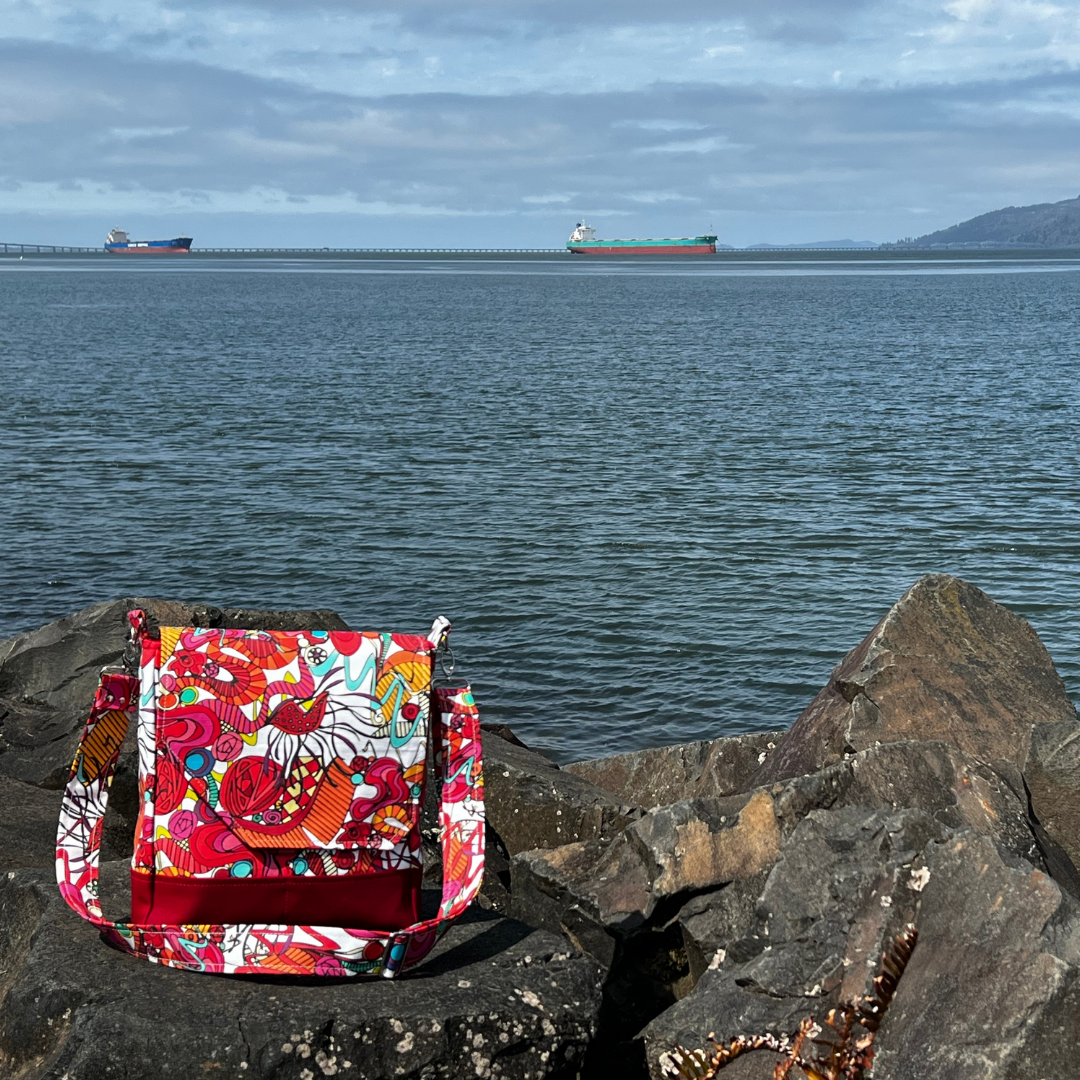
[381, 931, 410, 979]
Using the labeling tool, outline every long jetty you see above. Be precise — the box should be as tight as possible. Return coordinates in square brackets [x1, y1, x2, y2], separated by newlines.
[0, 242, 567, 255]
[5, 242, 1077, 258]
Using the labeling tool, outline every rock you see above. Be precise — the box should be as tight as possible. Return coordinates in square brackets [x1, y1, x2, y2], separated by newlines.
[0, 777, 63, 871]
[510, 788, 777, 960]
[874, 830, 1080, 1080]
[0, 864, 604, 1080]
[483, 729, 642, 857]
[510, 839, 631, 970]
[754, 575, 1078, 788]
[1023, 720, 1080, 881]
[837, 740, 1051, 873]
[510, 737, 1054, 971]
[642, 806, 949, 1078]
[0, 773, 133, 875]
[0, 599, 349, 787]
[677, 872, 770, 987]
[647, 811, 1080, 1080]
[564, 731, 784, 811]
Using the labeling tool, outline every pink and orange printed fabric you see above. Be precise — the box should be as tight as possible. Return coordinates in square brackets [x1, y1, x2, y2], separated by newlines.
[55, 611, 485, 977]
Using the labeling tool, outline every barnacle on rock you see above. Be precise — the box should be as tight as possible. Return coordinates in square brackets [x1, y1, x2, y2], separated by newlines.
[661, 925, 918, 1080]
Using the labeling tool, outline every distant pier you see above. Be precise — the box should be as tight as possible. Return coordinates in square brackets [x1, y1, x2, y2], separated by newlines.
[4, 242, 1079, 260]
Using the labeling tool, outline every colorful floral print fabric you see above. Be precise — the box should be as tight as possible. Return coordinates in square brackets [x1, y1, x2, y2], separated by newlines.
[55, 611, 485, 978]
[132, 615, 445, 882]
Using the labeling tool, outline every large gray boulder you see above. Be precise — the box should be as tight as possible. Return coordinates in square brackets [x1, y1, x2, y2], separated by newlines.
[645, 807, 1080, 1080]
[874, 830, 1080, 1080]
[751, 575, 1080, 867]
[677, 872, 770, 988]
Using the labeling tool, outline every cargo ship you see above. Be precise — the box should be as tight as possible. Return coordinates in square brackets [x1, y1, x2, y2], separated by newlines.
[566, 222, 717, 255]
[104, 228, 192, 254]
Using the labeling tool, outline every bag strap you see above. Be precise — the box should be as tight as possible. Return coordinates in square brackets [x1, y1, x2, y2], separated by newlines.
[56, 673, 484, 978]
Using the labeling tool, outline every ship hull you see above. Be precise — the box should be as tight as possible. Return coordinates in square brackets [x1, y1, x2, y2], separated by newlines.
[568, 243, 714, 255]
[567, 237, 716, 255]
[105, 237, 192, 254]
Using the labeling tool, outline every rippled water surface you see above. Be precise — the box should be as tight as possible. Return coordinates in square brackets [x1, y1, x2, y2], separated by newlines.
[2, 254, 1079, 761]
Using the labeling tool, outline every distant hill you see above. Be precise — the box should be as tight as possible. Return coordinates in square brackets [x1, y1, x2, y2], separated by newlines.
[888, 194, 1080, 249]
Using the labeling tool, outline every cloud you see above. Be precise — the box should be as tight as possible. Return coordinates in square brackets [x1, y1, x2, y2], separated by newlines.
[109, 126, 190, 139]
[5, 9, 1080, 246]
[12, 0, 1080, 100]
[634, 135, 749, 154]
[614, 119, 708, 131]
[2, 180, 506, 216]
[623, 191, 700, 203]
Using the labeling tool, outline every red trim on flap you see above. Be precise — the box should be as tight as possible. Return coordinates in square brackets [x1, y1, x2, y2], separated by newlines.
[130, 868, 421, 931]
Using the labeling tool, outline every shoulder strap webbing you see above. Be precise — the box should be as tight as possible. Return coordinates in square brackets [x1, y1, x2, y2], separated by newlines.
[56, 674, 484, 978]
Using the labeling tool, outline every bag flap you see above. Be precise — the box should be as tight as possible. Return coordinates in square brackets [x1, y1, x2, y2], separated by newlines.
[144, 624, 439, 855]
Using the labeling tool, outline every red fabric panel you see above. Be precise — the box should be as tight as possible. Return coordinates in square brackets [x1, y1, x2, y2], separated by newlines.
[131, 868, 421, 931]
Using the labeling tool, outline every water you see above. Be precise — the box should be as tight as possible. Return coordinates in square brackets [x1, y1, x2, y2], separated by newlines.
[2, 254, 1079, 762]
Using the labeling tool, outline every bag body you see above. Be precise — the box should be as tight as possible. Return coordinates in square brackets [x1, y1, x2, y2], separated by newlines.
[56, 610, 485, 978]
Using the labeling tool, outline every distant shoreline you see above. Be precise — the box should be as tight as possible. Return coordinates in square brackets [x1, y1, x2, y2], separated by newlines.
[4, 246, 1080, 262]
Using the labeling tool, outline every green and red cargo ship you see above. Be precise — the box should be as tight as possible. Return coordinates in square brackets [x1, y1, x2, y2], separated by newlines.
[566, 222, 717, 255]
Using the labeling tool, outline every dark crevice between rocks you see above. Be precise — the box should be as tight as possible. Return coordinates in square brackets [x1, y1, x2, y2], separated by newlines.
[1020, 772, 1080, 902]
[582, 920, 692, 1079]
[649, 884, 726, 931]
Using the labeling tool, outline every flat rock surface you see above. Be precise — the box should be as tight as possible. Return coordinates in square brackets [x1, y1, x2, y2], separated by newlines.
[563, 732, 783, 811]
[753, 574, 1079, 787]
[0, 865, 603, 1080]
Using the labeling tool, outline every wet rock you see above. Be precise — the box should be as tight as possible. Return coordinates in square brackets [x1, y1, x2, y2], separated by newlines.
[642, 806, 948, 1078]
[0, 599, 350, 788]
[564, 731, 783, 811]
[0, 864, 604, 1080]
[754, 575, 1078, 789]
[483, 729, 642, 857]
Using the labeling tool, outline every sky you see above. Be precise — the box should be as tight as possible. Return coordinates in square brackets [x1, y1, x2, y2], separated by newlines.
[2, 0, 1080, 247]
